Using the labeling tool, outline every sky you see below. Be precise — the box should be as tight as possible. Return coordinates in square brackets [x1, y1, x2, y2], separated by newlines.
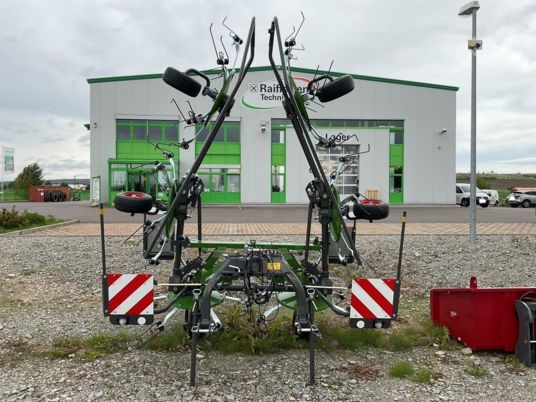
[0, 0, 535, 180]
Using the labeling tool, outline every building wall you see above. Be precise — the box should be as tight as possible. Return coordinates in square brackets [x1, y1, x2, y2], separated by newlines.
[89, 68, 457, 204]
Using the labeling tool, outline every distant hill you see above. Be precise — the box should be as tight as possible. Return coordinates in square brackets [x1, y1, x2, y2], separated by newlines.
[45, 178, 90, 185]
[456, 173, 536, 190]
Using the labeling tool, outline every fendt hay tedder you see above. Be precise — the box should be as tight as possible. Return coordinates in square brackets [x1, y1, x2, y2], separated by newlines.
[100, 15, 407, 386]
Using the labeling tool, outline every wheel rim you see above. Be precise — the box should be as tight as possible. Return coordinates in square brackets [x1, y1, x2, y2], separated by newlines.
[123, 192, 147, 199]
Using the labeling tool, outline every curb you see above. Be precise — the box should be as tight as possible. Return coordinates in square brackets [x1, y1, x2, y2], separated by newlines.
[0, 220, 80, 236]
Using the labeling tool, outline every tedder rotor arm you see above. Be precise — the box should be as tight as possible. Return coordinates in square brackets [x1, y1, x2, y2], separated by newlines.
[144, 18, 256, 264]
[268, 17, 359, 276]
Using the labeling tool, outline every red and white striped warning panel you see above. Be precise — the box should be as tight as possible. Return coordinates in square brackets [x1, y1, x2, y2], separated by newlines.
[107, 274, 154, 318]
[350, 278, 396, 321]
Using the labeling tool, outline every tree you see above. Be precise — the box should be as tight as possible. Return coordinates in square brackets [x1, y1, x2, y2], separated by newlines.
[476, 176, 490, 190]
[13, 163, 45, 198]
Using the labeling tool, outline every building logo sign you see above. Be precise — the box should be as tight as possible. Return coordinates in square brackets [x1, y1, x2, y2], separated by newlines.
[322, 132, 359, 144]
[241, 77, 310, 110]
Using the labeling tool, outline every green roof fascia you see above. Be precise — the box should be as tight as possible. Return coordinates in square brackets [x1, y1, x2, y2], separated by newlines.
[88, 65, 458, 92]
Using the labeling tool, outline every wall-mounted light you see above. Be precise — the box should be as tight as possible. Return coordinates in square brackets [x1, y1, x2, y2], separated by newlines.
[260, 120, 267, 133]
[439, 128, 447, 135]
[93, 122, 98, 128]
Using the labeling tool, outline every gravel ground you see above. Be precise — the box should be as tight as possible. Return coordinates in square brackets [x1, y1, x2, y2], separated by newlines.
[1, 234, 536, 401]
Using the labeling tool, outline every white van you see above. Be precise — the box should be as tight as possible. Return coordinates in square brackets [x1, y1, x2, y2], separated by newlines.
[481, 189, 499, 206]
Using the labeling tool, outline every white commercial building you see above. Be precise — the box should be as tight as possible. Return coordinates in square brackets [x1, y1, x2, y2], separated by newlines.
[88, 66, 457, 205]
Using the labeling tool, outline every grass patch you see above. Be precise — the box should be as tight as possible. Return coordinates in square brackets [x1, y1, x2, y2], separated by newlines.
[389, 361, 415, 378]
[384, 320, 455, 351]
[413, 367, 434, 383]
[145, 326, 190, 352]
[318, 315, 385, 351]
[38, 332, 135, 361]
[465, 361, 486, 377]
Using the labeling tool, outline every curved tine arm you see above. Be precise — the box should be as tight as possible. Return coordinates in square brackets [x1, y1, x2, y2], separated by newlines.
[144, 18, 256, 259]
[236, 17, 256, 83]
[184, 69, 211, 88]
[307, 74, 334, 93]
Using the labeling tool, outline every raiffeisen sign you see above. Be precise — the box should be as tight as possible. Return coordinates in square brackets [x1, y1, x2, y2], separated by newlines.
[241, 77, 310, 110]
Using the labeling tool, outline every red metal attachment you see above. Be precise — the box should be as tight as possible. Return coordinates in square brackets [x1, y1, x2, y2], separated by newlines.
[431, 277, 536, 352]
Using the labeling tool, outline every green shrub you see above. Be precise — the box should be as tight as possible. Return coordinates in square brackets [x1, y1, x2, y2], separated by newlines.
[0, 207, 26, 228]
[23, 211, 47, 225]
[414, 367, 433, 383]
[389, 361, 415, 378]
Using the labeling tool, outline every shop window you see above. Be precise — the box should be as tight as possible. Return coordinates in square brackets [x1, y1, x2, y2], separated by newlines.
[227, 169, 240, 192]
[111, 171, 126, 192]
[214, 128, 225, 142]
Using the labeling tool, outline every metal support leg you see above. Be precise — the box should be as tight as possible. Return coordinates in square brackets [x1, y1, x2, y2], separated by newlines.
[189, 289, 201, 387]
[308, 288, 316, 386]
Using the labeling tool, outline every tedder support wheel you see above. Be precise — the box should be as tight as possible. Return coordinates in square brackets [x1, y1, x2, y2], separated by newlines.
[316, 75, 354, 103]
[460, 199, 469, 207]
[114, 192, 153, 214]
[163, 67, 202, 98]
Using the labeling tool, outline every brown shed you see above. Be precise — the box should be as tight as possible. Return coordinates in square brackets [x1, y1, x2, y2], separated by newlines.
[29, 185, 71, 202]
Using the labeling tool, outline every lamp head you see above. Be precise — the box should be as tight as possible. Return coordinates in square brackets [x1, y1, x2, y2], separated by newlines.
[458, 1, 480, 17]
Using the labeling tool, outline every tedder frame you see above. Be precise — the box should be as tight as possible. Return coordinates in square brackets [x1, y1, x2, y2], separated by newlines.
[101, 15, 405, 386]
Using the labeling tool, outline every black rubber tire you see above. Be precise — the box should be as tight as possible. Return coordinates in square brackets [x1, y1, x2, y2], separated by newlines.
[114, 191, 153, 214]
[460, 198, 469, 207]
[349, 200, 390, 221]
[316, 75, 354, 103]
[52, 192, 60, 202]
[481, 204, 488, 208]
[163, 67, 202, 97]
[60, 192, 66, 202]
[522, 199, 531, 208]
[495, 201, 499, 206]
[44, 191, 51, 202]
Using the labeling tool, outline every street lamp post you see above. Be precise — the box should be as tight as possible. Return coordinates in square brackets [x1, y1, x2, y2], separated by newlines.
[459, 1, 482, 244]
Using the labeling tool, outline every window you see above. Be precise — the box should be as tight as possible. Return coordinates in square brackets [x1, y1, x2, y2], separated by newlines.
[390, 131, 404, 145]
[116, 120, 179, 143]
[148, 126, 162, 141]
[390, 166, 403, 175]
[133, 126, 147, 141]
[165, 126, 178, 142]
[227, 169, 240, 192]
[315, 144, 359, 198]
[195, 123, 240, 143]
[271, 118, 289, 126]
[271, 130, 285, 144]
[390, 176, 403, 193]
[198, 167, 240, 193]
[117, 126, 131, 141]
[227, 126, 240, 142]
[271, 165, 285, 193]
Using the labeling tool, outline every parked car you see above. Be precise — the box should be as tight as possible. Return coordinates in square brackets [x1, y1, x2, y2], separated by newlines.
[455, 183, 490, 207]
[480, 189, 499, 206]
[506, 190, 536, 208]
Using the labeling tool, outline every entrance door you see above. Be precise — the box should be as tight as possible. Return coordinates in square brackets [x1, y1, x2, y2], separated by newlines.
[128, 171, 149, 195]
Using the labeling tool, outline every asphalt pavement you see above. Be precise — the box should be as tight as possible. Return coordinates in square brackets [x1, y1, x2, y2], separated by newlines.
[2, 200, 535, 224]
